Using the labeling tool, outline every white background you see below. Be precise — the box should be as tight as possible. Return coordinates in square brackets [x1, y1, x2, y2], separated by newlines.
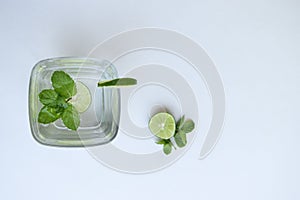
[1, 0, 299, 199]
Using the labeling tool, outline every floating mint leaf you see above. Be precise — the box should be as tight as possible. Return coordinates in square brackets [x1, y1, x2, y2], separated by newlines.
[182, 120, 195, 133]
[62, 104, 80, 131]
[56, 96, 69, 109]
[51, 71, 77, 98]
[174, 130, 187, 148]
[98, 78, 137, 87]
[163, 142, 172, 155]
[176, 115, 185, 130]
[38, 106, 61, 124]
[38, 89, 58, 106]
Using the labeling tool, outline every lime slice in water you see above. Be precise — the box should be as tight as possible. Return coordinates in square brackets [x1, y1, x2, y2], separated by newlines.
[69, 81, 91, 113]
[149, 112, 176, 139]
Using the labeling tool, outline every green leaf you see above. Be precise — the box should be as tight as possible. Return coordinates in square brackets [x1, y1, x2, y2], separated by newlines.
[98, 78, 137, 87]
[182, 120, 195, 133]
[156, 139, 166, 145]
[38, 89, 58, 106]
[62, 104, 80, 131]
[51, 71, 77, 98]
[163, 142, 172, 155]
[38, 106, 61, 124]
[174, 130, 187, 148]
[176, 115, 185, 130]
[56, 96, 69, 109]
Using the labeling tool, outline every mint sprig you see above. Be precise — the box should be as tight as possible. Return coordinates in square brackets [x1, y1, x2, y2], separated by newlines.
[174, 130, 187, 147]
[38, 71, 80, 131]
[155, 114, 195, 155]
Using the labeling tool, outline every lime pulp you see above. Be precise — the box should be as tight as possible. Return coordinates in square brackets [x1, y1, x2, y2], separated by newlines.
[69, 81, 91, 113]
[148, 112, 176, 139]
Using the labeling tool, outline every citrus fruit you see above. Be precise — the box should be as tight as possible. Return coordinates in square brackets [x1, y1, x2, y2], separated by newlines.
[148, 112, 176, 139]
[69, 81, 91, 113]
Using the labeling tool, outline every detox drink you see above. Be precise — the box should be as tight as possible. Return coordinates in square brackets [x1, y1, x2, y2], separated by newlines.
[29, 58, 120, 147]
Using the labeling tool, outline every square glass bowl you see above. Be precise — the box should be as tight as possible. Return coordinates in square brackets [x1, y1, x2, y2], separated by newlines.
[29, 57, 120, 147]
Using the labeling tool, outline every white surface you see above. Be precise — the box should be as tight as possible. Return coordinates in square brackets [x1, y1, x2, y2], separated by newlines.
[1, 0, 299, 199]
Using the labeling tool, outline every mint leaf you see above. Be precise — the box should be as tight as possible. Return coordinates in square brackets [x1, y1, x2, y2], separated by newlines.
[182, 120, 195, 133]
[51, 71, 77, 98]
[174, 130, 187, 148]
[176, 115, 185, 130]
[38, 89, 58, 106]
[163, 142, 172, 155]
[38, 106, 61, 124]
[56, 96, 69, 109]
[98, 78, 137, 87]
[62, 104, 80, 131]
[156, 139, 166, 145]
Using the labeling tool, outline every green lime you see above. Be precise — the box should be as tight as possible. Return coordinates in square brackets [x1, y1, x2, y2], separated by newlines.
[149, 112, 176, 139]
[69, 81, 91, 113]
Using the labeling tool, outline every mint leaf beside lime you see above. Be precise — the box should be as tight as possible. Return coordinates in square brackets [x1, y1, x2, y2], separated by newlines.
[156, 139, 166, 145]
[62, 104, 80, 131]
[176, 115, 185, 130]
[174, 130, 187, 148]
[163, 142, 172, 155]
[181, 120, 195, 133]
[51, 71, 77, 98]
[156, 139, 174, 155]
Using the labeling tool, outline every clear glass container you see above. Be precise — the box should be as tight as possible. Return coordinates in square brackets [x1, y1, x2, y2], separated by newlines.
[28, 57, 120, 147]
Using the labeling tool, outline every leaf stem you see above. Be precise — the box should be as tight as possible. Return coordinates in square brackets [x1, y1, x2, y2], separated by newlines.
[66, 97, 72, 102]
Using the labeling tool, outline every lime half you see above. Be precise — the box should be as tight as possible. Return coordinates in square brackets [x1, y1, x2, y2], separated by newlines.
[69, 81, 91, 113]
[149, 112, 176, 139]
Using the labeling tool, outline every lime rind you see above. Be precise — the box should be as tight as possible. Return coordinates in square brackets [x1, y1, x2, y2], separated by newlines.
[98, 78, 137, 87]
